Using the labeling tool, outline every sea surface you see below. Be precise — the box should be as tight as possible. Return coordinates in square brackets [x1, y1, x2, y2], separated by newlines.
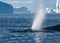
[0, 13, 60, 43]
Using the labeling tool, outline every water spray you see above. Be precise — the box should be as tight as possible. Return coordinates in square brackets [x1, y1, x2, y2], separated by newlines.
[32, 3, 45, 30]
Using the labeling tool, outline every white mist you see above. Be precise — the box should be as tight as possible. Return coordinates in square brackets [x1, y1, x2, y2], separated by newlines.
[32, 3, 45, 30]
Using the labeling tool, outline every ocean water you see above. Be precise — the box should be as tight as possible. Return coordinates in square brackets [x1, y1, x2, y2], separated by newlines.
[0, 13, 60, 43]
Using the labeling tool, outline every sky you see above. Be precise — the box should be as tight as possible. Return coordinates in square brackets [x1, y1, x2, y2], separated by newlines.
[0, 0, 56, 12]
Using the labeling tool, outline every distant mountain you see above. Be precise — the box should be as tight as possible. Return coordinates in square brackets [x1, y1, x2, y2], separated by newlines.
[14, 7, 30, 13]
[0, 2, 14, 14]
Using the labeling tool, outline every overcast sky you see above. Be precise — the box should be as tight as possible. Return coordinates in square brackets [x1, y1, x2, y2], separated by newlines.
[0, 0, 56, 12]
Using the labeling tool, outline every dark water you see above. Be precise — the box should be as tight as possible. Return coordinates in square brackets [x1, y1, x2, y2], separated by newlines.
[0, 13, 60, 43]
